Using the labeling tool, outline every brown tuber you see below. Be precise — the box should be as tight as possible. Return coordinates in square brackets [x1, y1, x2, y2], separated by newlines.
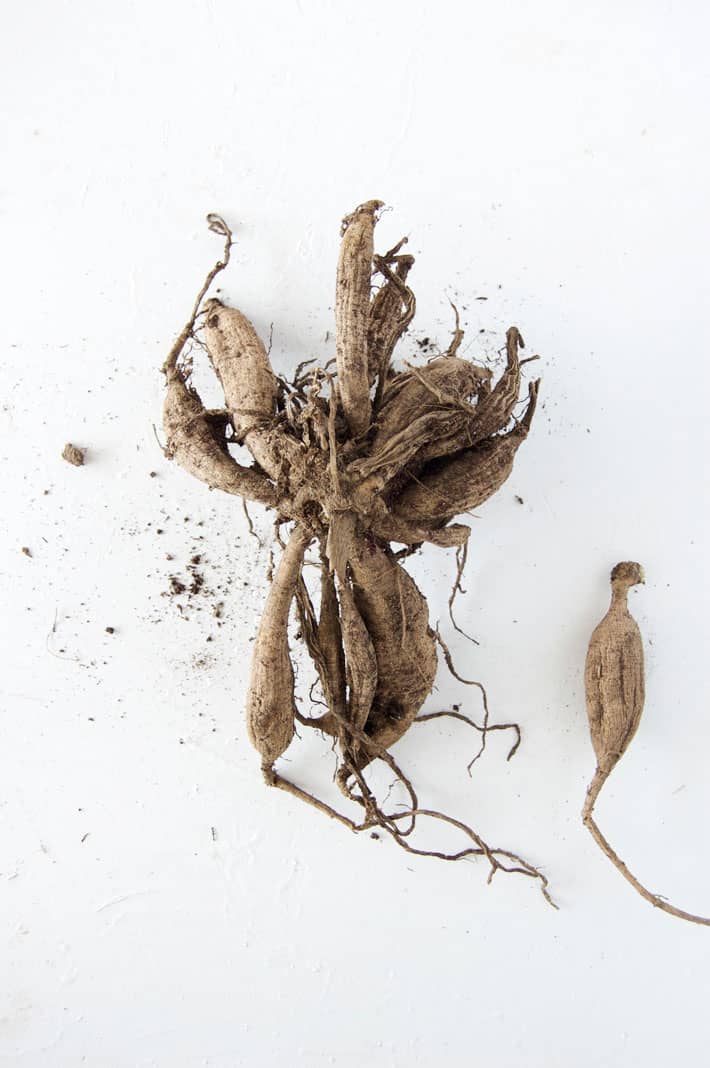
[162, 203, 551, 905]
[583, 562, 710, 926]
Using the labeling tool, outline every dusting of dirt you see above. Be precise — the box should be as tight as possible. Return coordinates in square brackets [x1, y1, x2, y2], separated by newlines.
[415, 336, 436, 354]
[157, 517, 241, 625]
[169, 576, 187, 595]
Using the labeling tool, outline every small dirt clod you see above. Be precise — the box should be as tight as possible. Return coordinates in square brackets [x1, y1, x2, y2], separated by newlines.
[62, 443, 85, 466]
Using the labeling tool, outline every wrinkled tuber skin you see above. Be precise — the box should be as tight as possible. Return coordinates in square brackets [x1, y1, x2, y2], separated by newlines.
[390, 379, 539, 527]
[246, 525, 311, 767]
[162, 201, 540, 794]
[313, 565, 348, 721]
[349, 535, 438, 753]
[584, 561, 646, 776]
[367, 250, 415, 388]
[336, 200, 383, 437]
[163, 336, 278, 507]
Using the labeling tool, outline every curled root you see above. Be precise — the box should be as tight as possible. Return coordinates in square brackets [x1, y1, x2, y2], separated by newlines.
[264, 723, 554, 907]
[431, 628, 522, 770]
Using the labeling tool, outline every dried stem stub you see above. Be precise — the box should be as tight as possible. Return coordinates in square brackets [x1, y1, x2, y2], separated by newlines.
[162, 202, 548, 903]
[583, 562, 710, 926]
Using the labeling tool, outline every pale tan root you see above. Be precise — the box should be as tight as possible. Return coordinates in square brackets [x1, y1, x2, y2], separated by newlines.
[349, 537, 437, 754]
[389, 379, 539, 526]
[369, 514, 471, 549]
[401, 326, 533, 476]
[584, 563, 645, 774]
[163, 368, 277, 506]
[337, 580, 378, 731]
[347, 357, 492, 504]
[457, 326, 526, 443]
[295, 562, 348, 726]
[202, 300, 318, 490]
[336, 200, 383, 437]
[202, 300, 278, 435]
[367, 248, 415, 391]
[317, 564, 347, 716]
[368, 355, 491, 465]
[247, 525, 312, 766]
[161, 216, 277, 507]
[292, 560, 377, 741]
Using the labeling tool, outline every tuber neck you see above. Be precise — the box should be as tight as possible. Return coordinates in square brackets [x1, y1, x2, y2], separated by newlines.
[610, 581, 630, 613]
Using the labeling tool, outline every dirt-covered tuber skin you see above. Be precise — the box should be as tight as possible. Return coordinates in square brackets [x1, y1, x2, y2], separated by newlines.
[162, 203, 552, 904]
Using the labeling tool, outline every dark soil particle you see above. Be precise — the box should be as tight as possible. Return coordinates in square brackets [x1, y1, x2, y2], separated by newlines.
[189, 572, 205, 595]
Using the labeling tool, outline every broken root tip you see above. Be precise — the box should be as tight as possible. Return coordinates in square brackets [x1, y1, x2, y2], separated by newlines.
[261, 763, 278, 786]
[206, 213, 231, 237]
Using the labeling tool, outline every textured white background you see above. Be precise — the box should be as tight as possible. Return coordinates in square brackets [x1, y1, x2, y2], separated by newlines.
[2, 2, 710, 1065]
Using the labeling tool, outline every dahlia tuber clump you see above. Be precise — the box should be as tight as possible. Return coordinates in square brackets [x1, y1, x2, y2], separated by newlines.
[162, 203, 552, 903]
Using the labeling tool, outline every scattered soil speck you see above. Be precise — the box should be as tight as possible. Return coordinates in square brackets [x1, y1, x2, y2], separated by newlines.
[189, 570, 205, 595]
[416, 336, 437, 354]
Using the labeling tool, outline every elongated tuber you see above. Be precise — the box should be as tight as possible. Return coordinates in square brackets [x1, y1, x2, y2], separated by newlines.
[583, 562, 710, 926]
